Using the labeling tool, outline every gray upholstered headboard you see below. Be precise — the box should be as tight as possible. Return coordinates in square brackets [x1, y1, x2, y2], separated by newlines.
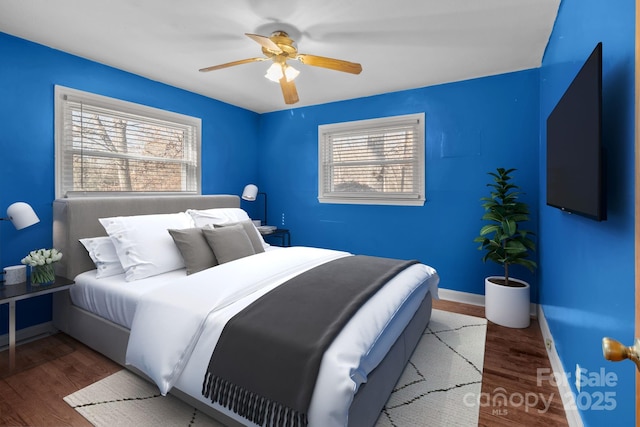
[52, 195, 240, 280]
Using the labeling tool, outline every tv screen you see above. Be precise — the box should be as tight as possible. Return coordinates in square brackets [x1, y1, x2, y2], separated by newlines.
[546, 42, 606, 221]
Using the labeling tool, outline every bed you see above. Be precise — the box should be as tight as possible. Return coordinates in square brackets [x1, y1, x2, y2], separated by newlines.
[51, 195, 439, 427]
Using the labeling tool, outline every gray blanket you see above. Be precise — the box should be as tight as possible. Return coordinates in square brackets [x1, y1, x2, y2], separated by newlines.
[202, 255, 418, 427]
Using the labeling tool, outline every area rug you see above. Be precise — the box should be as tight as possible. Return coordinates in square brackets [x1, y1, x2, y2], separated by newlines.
[64, 309, 487, 427]
[375, 309, 487, 427]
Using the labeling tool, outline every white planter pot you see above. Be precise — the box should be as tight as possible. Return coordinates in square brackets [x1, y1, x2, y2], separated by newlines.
[485, 276, 530, 328]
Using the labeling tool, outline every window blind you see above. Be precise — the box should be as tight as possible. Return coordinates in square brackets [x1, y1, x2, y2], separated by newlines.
[318, 113, 425, 206]
[55, 86, 201, 198]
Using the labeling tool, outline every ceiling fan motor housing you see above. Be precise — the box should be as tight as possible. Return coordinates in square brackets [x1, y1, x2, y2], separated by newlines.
[262, 31, 297, 58]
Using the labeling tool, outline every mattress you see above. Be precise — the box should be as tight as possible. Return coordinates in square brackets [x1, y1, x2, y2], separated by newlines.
[69, 268, 188, 328]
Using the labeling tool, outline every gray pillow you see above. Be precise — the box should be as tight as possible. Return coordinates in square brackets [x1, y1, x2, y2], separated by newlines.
[168, 227, 218, 275]
[203, 224, 256, 264]
[215, 220, 265, 254]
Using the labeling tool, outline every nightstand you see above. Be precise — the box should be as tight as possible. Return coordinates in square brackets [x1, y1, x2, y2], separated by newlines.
[261, 228, 291, 247]
[0, 276, 74, 370]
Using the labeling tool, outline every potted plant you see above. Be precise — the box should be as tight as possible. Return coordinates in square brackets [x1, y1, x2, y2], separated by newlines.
[474, 167, 537, 328]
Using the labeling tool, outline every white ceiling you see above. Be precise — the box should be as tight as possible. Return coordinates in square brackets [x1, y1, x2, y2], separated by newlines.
[0, 0, 560, 113]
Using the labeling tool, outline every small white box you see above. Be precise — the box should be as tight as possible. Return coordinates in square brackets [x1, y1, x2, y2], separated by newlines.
[4, 265, 26, 285]
[252, 219, 262, 227]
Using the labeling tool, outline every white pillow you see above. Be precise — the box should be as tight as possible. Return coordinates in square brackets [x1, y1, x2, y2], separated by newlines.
[79, 236, 125, 279]
[99, 212, 194, 282]
[186, 208, 251, 227]
[186, 208, 270, 249]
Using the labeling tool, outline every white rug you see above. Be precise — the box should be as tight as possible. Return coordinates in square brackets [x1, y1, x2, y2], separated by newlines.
[64, 309, 487, 427]
[376, 309, 487, 427]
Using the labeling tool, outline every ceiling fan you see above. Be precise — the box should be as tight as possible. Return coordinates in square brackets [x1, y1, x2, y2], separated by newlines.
[199, 31, 363, 105]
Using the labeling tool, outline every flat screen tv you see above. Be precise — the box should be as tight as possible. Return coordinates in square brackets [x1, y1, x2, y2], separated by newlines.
[546, 42, 606, 221]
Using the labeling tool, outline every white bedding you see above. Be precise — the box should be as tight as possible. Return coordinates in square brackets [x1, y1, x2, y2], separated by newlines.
[123, 246, 439, 427]
[70, 246, 284, 328]
[70, 268, 187, 328]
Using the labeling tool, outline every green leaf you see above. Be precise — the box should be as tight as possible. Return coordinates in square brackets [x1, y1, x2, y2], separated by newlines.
[478, 224, 500, 237]
[482, 212, 503, 223]
[504, 240, 527, 254]
[502, 219, 516, 236]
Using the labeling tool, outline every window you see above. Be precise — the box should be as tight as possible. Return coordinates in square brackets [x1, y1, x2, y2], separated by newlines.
[55, 85, 201, 198]
[318, 113, 425, 206]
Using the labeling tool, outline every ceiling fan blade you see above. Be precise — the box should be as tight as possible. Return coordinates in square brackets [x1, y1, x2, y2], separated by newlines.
[199, 57, 267, 72]
[296, 54, 362, 74]
[279, 76, 299, 105]
[245, 33, 282, 54]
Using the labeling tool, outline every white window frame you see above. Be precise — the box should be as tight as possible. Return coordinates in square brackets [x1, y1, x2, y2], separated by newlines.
[54, 85, 201, 198]
[318, 113, 425, 206]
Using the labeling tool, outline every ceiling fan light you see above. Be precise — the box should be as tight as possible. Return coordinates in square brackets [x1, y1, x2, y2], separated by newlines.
[264, 63, 282, 82]
[284, 65, 300, 81]
[265, 63, 299, 83]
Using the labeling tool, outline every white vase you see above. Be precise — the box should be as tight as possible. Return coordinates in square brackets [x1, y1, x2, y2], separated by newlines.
[484, 276, 530, 328]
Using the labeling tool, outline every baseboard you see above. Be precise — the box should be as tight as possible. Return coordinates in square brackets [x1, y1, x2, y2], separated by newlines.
[437, 287, 485, 307]
[438, 287, 538, 318]
[0, 321, 57, 351]
[537, 306, 584, 427]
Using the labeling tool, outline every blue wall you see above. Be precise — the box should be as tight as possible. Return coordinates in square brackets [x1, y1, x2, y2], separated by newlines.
[258, 71, 541, 298]
[539, 0, 635, 425]
[0, 32, 260, 334]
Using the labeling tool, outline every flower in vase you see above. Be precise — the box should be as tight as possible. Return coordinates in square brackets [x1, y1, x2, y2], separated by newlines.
[21, 248, 63, 267]
[21, 248, 63, 285]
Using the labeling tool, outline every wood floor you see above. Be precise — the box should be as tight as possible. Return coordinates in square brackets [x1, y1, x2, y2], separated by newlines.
[0, 300, 570, 427]
[433, 300, 569, 427]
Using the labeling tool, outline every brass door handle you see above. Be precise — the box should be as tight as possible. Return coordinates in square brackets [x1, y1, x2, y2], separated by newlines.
[602, 337, 640, 372]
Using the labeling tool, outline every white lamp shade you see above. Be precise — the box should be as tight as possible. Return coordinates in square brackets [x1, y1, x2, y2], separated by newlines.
[7, 202, 40, 230]
[242, 184, 259, 201]
[265, 63, 300, 83]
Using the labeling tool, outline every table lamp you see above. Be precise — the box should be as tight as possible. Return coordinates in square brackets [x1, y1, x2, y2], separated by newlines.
[1, 202, 39, 283]
[242, 184, 267, 226]
[4, 202, 40, 230]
